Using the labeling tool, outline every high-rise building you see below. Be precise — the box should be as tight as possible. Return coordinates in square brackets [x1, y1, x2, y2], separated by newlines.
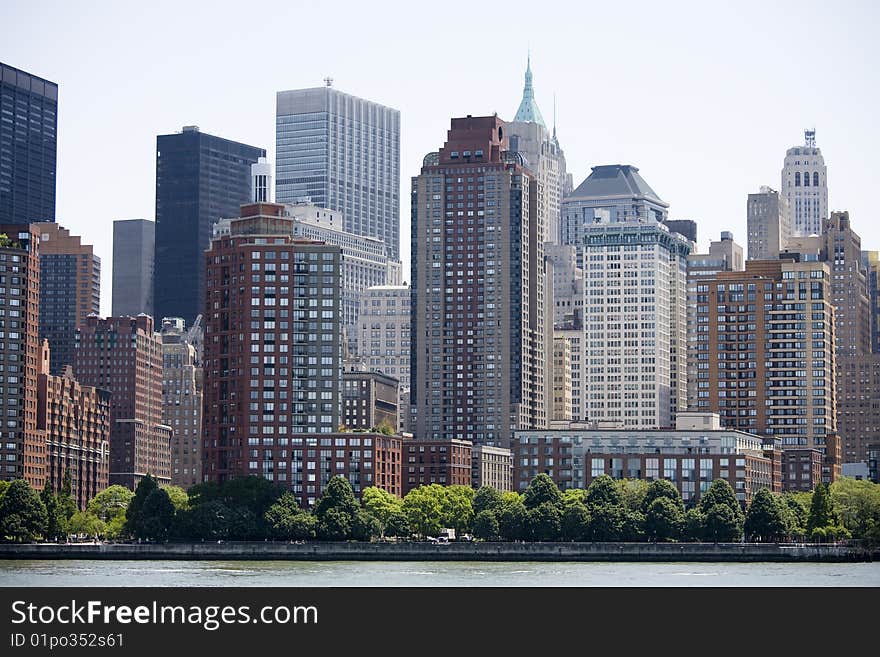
[74, 315, 171, 489]
[160, 318, 203, 489]
[357, 285, 411, 432]
[471, 444, 513, 492]
[838, 354, 880, 476]
[553, 326, 586, 422]
[37, 341, 110, 509]
[562, 166, 689, 428]
[275, 85, 401, 262]
[0, 225, 44, 488]
[37, 224, 100, 374]
[250, 157, 273, 204]
[0, 63, 57, 225]
[342, 368, 399, 432]
[863, 250, 880, 354]
[506, 56, 570, 244]
[154, 126, 264, 325]
[747, 186, 791, 261]
[551, 336, 572, 422]
[545, 243, 584, 329]
[112, 219, 154, 318]
[202, 203, 343, 485]
[691, 259, 836, 451]
[781, 129, 828, 237]
[410, 116, 547, 446]
[561, 164, 669, 268]
[662, 220, 698, 243]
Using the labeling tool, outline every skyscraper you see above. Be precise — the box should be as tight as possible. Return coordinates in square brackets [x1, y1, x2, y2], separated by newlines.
[0, 63, 57, 225]
[275, 85, 401, 262]
[0, 224, 44, 488]
[154, 126, 264, 325]
[506, 56, 570, 244]
[411, 115, 547, 446]
[202, 203, 344, 484]
[38, 224, 101, 374]
[74, 315, 171, 489]
[561, 165, 689, 428]
[781, 129, 828, 237]
[863, 250, 880, 354]
[112, 219, 154, 318]
[747, 186, 791, 260]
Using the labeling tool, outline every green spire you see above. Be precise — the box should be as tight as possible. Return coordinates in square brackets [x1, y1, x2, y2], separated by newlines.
[514, 53, 546, 127]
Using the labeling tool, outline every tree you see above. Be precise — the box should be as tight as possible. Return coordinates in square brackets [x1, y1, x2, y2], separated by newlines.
[780, 492, 809, 538]
[473, 486, 504, 515]
[621, 509, 647, 542]
[699, 479, 743, 519]
[561, 502, 590, 541]
[40, 484, 66, 542]
[161, 486, 190, 512]
[384, 511, 411, 539]
[472, 510, 500, 541]
[185, 500, 231, 541]
[362, 487, 403, 529]
[0, 480, 9, 500]
[287, 513, 317, 541]
[585, 475, 623, 508]
[317, 507, 353, 540]
[562, 489, 587, 507]
[264, 492, 307, 540]
[618, 479, 649, 512]
[526, 502, 562, 541]
[58, 469, 77, 520]
[138, 488, 175, 541]
[124, 474, 159, 538]
[351, 510, 382, 541]
[402, 485, 445, 537]
[683, 508, 704, 542]
[87, 485, 134, 524]
[372, 420, 395, 436]
[830, 478, 880, 539]
[523, 474, 563, 511]
[588, 503, 625, 541]
[0, 480, 47, 542]
[440, 485, 474, 535]
[703, 503, 741, 542]
[744, 488, 789, 542]
[314, 477, 359, 521]
[498, 496, 528, 541]
[645, 497, 683, 542]
[643, 480, 683, 513]
[67, 511, 106, 538]
[806, 483, 835, 536]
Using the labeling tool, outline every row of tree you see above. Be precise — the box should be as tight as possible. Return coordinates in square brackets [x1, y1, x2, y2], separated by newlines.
[1, 473, 879, 544]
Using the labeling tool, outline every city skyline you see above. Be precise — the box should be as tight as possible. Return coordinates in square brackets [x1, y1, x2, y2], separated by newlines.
[4, 0, 878, 316]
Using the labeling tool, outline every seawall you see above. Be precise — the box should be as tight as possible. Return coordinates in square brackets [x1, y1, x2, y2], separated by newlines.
[0, 542, 873, 562]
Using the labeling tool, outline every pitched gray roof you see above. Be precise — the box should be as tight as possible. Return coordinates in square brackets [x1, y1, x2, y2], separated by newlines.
[569, 165, 663, 202]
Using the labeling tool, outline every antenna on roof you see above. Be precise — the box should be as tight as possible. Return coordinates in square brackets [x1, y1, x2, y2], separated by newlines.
[553, 92, 557, 139]
[804, 127, 816, 148]
[324, 76, 334, 88]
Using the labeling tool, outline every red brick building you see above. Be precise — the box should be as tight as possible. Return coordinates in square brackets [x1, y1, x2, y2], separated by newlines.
[403, 439, 472, 495]
[74, 314, 170, 489]
[780, 448, 823, 492]
[37, 341, 110, 508]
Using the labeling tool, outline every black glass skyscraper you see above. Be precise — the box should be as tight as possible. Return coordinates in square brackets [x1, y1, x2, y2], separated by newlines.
[154, 126, 264, 325]
[0, 62, 58, 224]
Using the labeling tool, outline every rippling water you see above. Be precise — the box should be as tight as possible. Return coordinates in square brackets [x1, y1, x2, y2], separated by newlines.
[1, 560, 878, 587]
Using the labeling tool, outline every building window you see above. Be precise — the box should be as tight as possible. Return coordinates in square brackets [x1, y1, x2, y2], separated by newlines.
[795, 172, 800, 187]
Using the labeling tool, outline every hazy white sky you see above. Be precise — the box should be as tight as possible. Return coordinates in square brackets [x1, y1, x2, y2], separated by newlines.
[5, 0, 879, 316]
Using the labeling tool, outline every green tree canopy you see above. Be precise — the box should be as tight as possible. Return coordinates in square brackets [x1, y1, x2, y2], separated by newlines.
[185, 500, 231, 541]
[588, 503, 625, 541]
[806, 482, 836, 535]
[350, 510, 382, 542]
[124, 474, 159, 538]
[829, 478, 880, 539]
[562, 488, 587, 507]
[526, 502, 562, 541]
[643, 479, 683, 513]
[645, 497, 683, 542]
[361, 487, 403, 528]
[473, 486, 504, 515]
[561, 502, 590, 541]
[586, 475, 624, 508]
[161, 486, 190, 512]
[497, 495, 528, 541]
[317, 507, 353, 540]
[523, 474, 564, 511]
[780, 492, 809, 537]
[440, 485, 474, 535]
[87, 485, 134, 523]
[0, 480, 47, 543]
[472, 509, 500, 541]
[67, 511, 106, 538]
[138, 488, 175, 541]
[699, 479, 743, 521]
[682, 508, 704, 542]
[40, 484, 66, 542]
[264, 492, 307, 540]
[617, 479, 648, 512]
[384, 510, 411, 538]
[402, 485, 445, 537]
[58, 469, 77, 519]
[703, 503, 742, 542]
[744, 488, 789, 542]
[314, 476, 360, 521]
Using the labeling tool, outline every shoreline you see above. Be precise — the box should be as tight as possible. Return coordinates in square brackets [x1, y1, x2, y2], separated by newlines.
[0, 542, 874, 562]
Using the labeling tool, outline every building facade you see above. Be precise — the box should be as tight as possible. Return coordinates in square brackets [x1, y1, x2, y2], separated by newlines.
[863, 250, 880, 354]
[74, 315, 171, 489]
[154, 126, 264, 326]
[410, 116, 547, 447]
[551, 335, 572, 422]
[781, 129, 828, 237]
[403, 438, 472, 495]
[202, 203, 344, 485]
[37, 341, 110, 509]
[357, 285, 410, 431]
[0, 62, 57, 225]
[838, 354, 880, 476]
[112, 219, 154, 318]
[275, 85, 401, 262]
[471, 444, 513, 492]
[690, 259, 837, 451]
[0, 224, 44, 488]
[342, 369, 399, 432]
[747, 186, 790, 261]
[513, 423, 777, 505]
[161, 318, 203, 489]
[546, 243, 584, 329]
[38, 224, 101, 375]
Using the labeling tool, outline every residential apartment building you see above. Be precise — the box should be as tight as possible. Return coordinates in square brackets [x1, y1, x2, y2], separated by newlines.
[471, 444, 513, 492]
[403, 438, 472, 494]
[342, 368, 399, 432]
[112, 219, 154, 318]
[551, 336, 572, 422]
[747, 186, 790, 261]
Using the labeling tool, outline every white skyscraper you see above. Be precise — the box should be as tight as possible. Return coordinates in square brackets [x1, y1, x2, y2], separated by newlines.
[275, 84, 401, 262]
[781, 129, 828, 237]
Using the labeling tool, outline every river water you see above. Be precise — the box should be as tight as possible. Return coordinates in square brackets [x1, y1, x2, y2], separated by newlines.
[1, 560, 878, 586]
